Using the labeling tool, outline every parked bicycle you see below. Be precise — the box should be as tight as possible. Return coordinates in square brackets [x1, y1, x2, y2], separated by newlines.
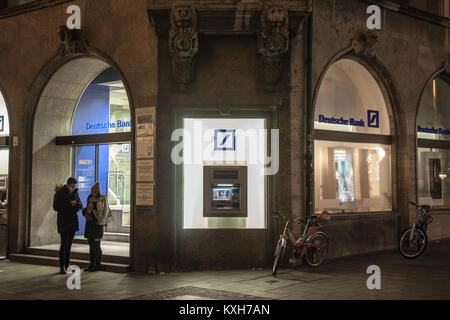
[272, 211, 330, 276]
[399, 201, 433, 259]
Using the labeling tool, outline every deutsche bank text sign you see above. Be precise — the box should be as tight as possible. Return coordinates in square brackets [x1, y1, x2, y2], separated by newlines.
[318, 110, 380, 129]
[85, 120, 131, 131]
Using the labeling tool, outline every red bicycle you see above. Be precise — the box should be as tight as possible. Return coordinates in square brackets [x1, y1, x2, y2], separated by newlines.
[272, 211, 330, 276]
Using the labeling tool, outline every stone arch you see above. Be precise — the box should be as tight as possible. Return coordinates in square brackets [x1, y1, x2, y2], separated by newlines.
[312, 50, 408, 224]
[27, 53, 135, 248]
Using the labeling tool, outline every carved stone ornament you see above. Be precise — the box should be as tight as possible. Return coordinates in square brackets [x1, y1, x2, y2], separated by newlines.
[352, 30, 378, 58]
[169, 6, 198, 85]
[58, 25, 88, 55]
[258, 6, 289, 84]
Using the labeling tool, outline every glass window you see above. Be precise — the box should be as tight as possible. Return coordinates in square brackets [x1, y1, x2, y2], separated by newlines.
[417, 77, 450, 141]
[315, 141, 392, 213]
[0, 93, 9, 136]
[314, 59, 392, 214]
[0, 149, 8, 175]
[72, 69, 131, 136]
[315, 59, 390, 135]
[417, 148, 450, 208]
[417, 74, 450, 208]
[71, 69, 132, 237]
[107, 143, 131, 227]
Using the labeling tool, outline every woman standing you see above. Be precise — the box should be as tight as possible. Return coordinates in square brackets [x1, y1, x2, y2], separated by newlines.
[82, 182, 110, 272]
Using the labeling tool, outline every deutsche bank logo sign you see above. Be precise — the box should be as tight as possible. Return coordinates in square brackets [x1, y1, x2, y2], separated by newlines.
[0, 116, 4, 133]
[214, 129, 236, 151]
[367, 110, 380, 128]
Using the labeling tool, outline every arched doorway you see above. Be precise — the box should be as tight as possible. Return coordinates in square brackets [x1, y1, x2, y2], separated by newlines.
[314, 58, 393, 214]
[29, 57, 132, 261]
[416, 72, 450, 239]
[0, 89, 10, 259]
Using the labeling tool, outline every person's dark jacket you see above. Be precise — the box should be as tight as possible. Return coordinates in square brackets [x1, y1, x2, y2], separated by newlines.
[53, 185, 82, 234]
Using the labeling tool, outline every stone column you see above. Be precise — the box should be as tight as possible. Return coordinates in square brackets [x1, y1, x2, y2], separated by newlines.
[289, 19, 307, 221]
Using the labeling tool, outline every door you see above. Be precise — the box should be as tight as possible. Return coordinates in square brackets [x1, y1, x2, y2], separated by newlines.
[72, 143, 131, 237]
[73, 145, 96, 236]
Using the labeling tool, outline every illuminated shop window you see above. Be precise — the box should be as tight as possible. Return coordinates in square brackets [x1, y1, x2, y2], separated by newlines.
[71, 69, 131, 236]
[417, 75, 450, 208]
[0, 93, 9, 137]
[72, 69, 131, 136]
[314, 59, 392, 214]
[0, 93, 9, 206]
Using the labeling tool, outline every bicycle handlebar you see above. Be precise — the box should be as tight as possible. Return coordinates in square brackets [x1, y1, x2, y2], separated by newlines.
[409, 201, 418, 207]
[272, 212, 312, 225]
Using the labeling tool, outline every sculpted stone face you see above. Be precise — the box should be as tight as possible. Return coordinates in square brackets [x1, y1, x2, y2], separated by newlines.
[169, 6, 199, 84]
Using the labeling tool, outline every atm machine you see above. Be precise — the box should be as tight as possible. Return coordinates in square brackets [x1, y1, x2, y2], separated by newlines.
[203, 162, 247, 218]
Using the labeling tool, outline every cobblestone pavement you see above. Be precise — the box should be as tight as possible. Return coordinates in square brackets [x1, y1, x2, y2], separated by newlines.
[0, 238, 449, 300]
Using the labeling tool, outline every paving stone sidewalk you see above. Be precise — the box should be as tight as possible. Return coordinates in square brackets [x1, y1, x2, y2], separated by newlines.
[0, 238, 449, 300]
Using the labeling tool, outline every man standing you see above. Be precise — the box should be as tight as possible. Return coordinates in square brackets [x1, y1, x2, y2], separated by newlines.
[53, 177, 82, 274]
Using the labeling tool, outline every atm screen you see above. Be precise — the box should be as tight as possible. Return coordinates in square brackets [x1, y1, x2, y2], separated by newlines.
[211, 183, 240, 210]
[212, 188, 232, 201]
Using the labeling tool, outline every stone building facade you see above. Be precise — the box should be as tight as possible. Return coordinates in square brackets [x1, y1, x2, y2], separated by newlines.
[0, 0, 448, 271]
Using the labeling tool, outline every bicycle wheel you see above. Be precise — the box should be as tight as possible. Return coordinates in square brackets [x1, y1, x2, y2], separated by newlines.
[399, 227, 427, 259]
[272, 238, 286, 276]
[305, 231, 328, 267]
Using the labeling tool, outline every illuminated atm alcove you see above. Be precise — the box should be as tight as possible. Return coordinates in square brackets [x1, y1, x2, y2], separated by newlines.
[182, 118, 266, 230]
[203, 163, 247, 218]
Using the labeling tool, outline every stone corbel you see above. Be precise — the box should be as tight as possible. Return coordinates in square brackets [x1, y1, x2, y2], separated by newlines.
[58, 25, 88, 56]
[258, 6, 290, 84]
[351, 30, 378, 58]
[169, 6, 198, 85]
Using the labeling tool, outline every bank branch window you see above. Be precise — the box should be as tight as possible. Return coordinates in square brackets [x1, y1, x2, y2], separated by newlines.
[417, 75, 450, 208]
[183, 118, 266, 229]
[314, 59, 392, 214]
[0, 92, 9, 215]
[71, 68, 131, 236]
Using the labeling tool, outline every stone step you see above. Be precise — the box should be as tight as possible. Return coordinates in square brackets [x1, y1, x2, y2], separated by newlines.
[25, 247, 129, 265]
[9, 254, 130, 273]
[102, 232, 130, 242]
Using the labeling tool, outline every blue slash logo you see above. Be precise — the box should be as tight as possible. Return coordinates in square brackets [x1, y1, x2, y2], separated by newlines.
[0, 116, 4, 132]
[367, 110, 379, 128]
[214, 129, 236, 151]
